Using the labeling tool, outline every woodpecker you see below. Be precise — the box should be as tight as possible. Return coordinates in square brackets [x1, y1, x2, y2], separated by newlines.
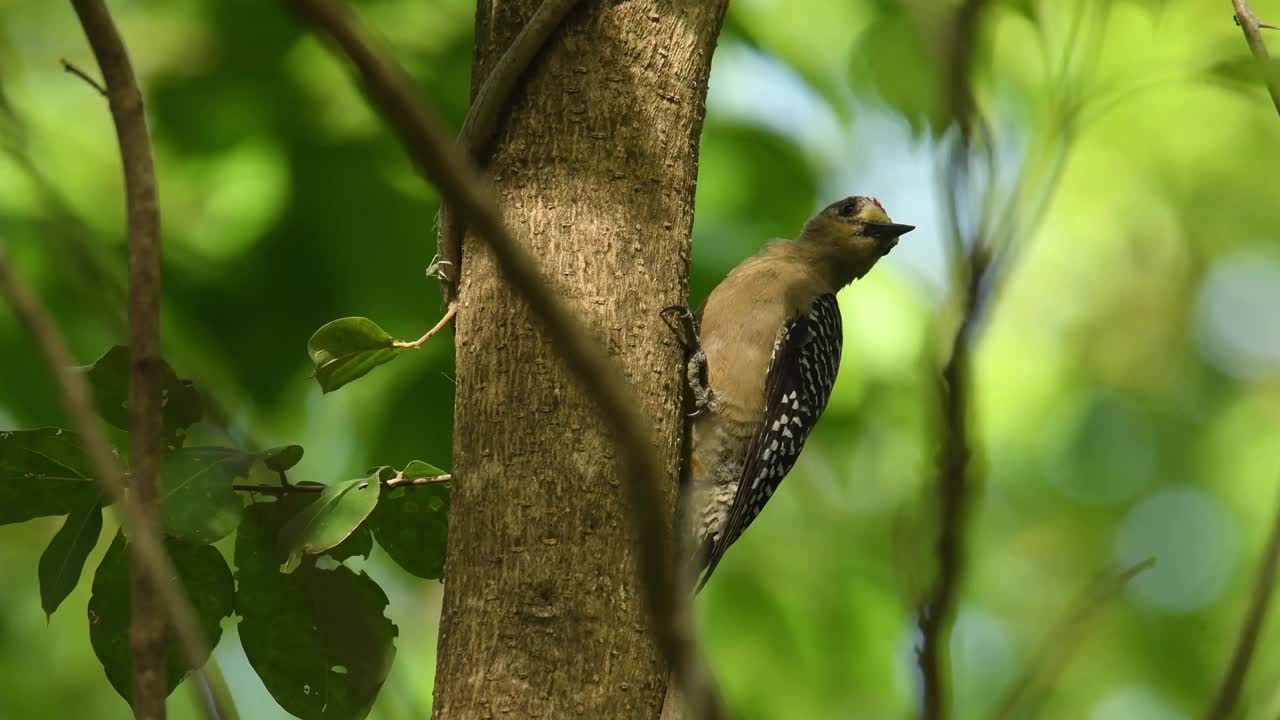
[673, 196, 914, 591]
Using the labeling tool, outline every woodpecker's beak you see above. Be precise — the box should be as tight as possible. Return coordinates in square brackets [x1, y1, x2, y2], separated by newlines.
[862, 222, 915, 239]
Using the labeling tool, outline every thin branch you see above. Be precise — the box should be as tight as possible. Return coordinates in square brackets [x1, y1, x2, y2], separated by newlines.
[233, 473, 452, 495]
[993, 558, 1155, 720]
[282, 1, 721, 716]
[68, 0, 169, 715]
[0, 247, 223, 720]
[917, 3, 991, 719]
[392, 302, 457, 349]
[1232, 0, 1280, 116]
[917, 248, 989, 720]
[1207, 490, 1280, 720]
[60, 58, 108, 97]
[435, 0, 585, 307]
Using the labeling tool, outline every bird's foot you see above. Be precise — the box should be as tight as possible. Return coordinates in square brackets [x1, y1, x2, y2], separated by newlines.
[660, 304, 701, 354]
[662, 305, 713, 415]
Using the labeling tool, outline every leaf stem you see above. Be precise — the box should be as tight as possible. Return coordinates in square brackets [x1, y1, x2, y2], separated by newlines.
[392, 302, 457, 349]
[233, 473, 452, 495]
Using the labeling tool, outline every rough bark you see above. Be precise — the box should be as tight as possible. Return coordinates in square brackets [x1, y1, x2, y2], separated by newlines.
[432, 2, 726, 718]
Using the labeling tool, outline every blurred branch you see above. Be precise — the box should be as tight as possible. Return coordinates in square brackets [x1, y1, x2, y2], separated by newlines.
[67, 0, 170, 714]
[281, 1, 723, 716]
[992, 558, 1155, 720]
[0, 246, 223, 720]
[60, 58, 107, 96]
[917, 3, 991, 719]
[1207, 490, 1280, 720]
[917, 244, 990, 720]
[436, 0, 585, 307]
[1232, 0, 1280, 116]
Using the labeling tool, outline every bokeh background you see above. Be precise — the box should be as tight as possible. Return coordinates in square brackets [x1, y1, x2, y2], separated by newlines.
[3, 0, 1280, 718]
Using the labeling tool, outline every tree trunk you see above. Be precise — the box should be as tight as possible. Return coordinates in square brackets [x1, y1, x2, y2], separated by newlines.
[432, 1, 726, 718]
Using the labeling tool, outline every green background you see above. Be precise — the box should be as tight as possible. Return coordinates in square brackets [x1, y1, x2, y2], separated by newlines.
[2, 0, 1279, 718]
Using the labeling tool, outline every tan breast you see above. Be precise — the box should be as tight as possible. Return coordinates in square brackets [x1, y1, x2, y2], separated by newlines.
[697, 241, 825, 425]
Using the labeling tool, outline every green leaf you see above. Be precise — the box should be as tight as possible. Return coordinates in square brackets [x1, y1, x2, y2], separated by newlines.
[370, 462, 450, 579]
[83, 346, 203, 449]
[262, 444, 304, 472]
[162, 447, 251, 544]
[279, 472, 382, 570]
[38, 498, 103, 618]
[328, 525, 374, 564]
[0, 428, 102, 524]
[399, 460, 446, 479]
[849, 8, 945, 136]
[88, 532, 234, 704]
[307, 317, 407, 393]
[237, 502, 397, 719]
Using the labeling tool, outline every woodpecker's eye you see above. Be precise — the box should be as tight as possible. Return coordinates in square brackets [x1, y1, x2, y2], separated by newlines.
[838, 201, 857, 217]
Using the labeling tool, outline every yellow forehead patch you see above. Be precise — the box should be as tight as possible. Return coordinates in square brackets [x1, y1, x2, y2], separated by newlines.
[858, 202, 891, 224]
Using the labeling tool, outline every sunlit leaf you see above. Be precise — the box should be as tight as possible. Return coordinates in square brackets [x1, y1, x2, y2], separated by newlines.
[399, 460, 446, 479]
[279, 471, 382, 570]
[849, 8, 944, 136]
[307, 317, 407, 393]
[82, 346, 203, 448]
[88, 532, 234, 703]
[237, 502, 397, 720]
[0, 428, 102, 524]
[38, 498, 103, 618]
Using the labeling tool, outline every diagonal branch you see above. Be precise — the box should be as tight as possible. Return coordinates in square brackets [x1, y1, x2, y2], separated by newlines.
[1232, 0, 1280, 116]
[0, 247, 223, 720]
[1207, 490, 1280, 720]
[993, 558, 1155, 720]
[281, 1, 722, 716]
[68, 0, 169, 715]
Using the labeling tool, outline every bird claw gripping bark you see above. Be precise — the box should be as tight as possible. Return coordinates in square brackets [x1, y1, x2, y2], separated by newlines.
[661, 304, 713, 417]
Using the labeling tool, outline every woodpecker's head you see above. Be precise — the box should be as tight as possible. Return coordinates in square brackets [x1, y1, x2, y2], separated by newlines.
[796, 196, 914, 285]
[802, 196, 915, 254]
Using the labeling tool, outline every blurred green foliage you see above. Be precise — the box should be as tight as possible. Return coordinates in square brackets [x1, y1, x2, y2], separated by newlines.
[2, 0, 1280, 718]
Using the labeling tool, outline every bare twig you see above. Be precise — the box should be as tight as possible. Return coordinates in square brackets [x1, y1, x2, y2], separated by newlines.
[1207, 490, 1280, 720]
[67, 0, 169, 714]
[1232, 0, 1280, 116]
[60, 58, 108, 97]
[0, 247, 222, 720]
[392, 302, 457, 349]
[283, 0, 720, 715]
[993, 558, 1155, 720]
[436, 0, 585, 307]
[233, 473, 452, 495]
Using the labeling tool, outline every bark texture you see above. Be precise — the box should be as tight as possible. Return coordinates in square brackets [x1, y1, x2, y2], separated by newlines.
[433, 2, 726, 718]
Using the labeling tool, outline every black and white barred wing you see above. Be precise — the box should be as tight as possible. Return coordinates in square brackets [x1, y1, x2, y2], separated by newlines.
[695, 293, 843, 591]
